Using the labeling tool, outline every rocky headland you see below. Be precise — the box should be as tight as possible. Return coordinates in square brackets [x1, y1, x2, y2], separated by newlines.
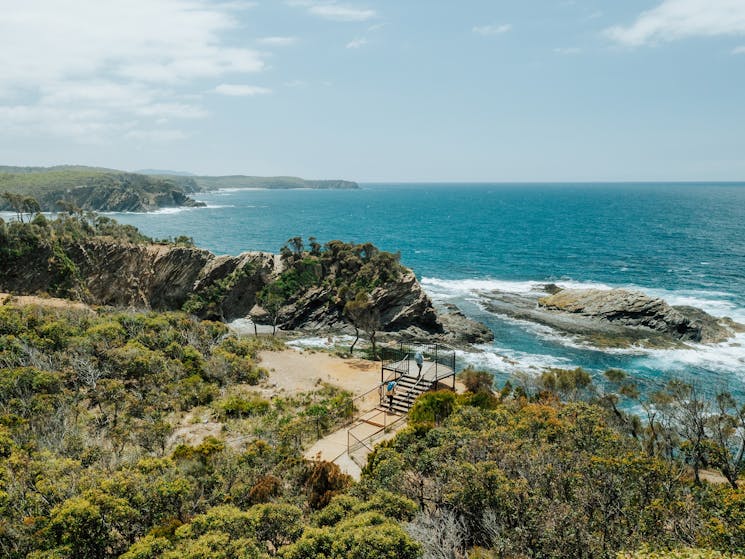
[0, 221, 488, 346]
[0, 165, 359, 214]
[480, 285, 743, 349]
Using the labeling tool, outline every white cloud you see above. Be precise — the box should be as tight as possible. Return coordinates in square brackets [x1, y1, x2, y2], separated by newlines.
[215, 84, 272, 96]
[289, 1, 376, 22]
[257, 36, 299, 46]
[553, 47, 582, 55]
[733, 45, 745, 54]
[0, 0, 265, 143]
[472, 24, 512, 36]
[125, 129, 190, 142]
[606, 0, 745, 46]
[346, 38, 368, 49]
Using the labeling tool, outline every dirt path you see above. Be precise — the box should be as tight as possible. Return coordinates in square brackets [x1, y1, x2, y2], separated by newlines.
[0, 292, 92, 312]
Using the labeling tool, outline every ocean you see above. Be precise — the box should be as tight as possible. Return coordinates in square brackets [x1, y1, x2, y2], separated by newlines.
[109, 182, 745, 398]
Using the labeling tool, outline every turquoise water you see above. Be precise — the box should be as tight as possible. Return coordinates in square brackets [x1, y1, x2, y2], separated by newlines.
[111, 183, 745, 397]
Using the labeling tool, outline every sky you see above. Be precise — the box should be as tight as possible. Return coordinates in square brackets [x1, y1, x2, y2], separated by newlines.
[1, 0, 744, 182]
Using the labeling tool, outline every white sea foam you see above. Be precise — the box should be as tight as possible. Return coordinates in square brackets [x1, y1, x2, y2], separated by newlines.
[638, 333, 745, 376]
[422, 276, 743, 321]
[421, 276, 615, 301]
[455, 345, 572, 375]
[287, 335, 356, 350]
[150, 207, 191, 215]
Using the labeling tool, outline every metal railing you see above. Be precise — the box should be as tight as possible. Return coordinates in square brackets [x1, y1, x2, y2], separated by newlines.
[346, 412, 408, 456]
[380, 342, 458, 390]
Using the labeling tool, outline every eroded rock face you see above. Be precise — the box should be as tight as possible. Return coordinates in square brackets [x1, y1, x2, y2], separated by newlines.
[66, 241, 213, 309]
[538, 288, 736, 344]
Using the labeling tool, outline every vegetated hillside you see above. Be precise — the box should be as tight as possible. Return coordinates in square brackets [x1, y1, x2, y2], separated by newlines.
[0, 301, 422, 559]
[359, 370, 745, 558]
[188, 175, 359, 190]
[0, 165, 202, 212]
[1, 300, 744, 558]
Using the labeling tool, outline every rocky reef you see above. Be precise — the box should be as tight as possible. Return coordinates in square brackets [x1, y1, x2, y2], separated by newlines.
[480, 285, 743, 349]
[538, 288, 739, 344]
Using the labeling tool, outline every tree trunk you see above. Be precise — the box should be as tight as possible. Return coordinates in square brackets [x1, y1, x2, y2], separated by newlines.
[350, 326, 359, 354]
[370, 330, 377, 359]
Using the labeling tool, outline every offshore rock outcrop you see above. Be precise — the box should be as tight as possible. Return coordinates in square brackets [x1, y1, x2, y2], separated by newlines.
[538, 288, 738, 344]
[480, 285, 743, 349]
[0, 238, 472, 340]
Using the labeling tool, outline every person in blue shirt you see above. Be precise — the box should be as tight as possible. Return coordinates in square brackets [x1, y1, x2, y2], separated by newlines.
[415, 351, 423, 378]
[386, 380, 397, 409]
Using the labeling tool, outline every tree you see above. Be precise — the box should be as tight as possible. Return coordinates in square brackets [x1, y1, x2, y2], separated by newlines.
[257, 284, 284, 335]
[708, 391, 745, 489]
[343, 290, 381, 358]
[663, 380, 711, 485]
[2, 192, 40, 222]
[409, 390, 457, 426]
[459, 369, 495, 394]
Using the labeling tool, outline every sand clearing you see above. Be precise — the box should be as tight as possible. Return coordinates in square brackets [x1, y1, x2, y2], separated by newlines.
[258, 349, 382, 396]
[0, 292, 92, 312]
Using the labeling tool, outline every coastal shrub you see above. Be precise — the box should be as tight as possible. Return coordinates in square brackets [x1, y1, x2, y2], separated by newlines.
[280, 512, 421, 559]
[409, 389, 457, 426]
[459, 368, 495, 393]
[617, 549, 745, 559]
[306, 460, 352, 510]
[539, 367, 594, 400]
[172, 375, 219, 409]
[214, 392, 270, 419]
[246, 474, 283, 505]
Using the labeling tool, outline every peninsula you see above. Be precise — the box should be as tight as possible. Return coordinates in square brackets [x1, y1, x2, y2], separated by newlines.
[0, 211, 487, 346]
[0, 165, 359, 213]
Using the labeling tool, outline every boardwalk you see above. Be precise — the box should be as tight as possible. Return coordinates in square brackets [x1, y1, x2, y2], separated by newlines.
[304, 408, 405, 479]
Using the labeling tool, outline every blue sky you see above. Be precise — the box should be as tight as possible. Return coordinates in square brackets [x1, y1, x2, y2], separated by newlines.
[1, 0, 744, 181]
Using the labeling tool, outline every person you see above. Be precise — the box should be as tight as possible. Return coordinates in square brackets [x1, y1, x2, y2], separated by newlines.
[415, 351, 423, 378]
[386, 380, 397, 410]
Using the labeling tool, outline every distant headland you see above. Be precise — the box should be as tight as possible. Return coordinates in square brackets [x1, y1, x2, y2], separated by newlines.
[0, 165, 359, 213]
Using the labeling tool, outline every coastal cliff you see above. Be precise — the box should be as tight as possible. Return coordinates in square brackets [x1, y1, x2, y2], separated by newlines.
[0, 215, 485, 343]
[0, 165, 359, 214]
[0, 166, 205, 212]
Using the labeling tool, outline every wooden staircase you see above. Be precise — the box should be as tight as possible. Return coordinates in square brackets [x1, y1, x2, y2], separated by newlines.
[385, 374, 433, 414]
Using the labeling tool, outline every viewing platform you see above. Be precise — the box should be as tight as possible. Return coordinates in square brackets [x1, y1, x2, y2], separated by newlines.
[304, 343, 459, 479]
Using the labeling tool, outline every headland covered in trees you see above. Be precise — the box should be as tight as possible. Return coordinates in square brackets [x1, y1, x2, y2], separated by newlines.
[1, 209, 745, 558]
[0, 165, 359, 213]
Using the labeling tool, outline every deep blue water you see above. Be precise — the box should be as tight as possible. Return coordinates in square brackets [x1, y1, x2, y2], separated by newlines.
[110, 183, 745, 397]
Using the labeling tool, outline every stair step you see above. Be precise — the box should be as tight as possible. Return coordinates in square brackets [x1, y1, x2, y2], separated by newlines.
[381, 375, 437, 413]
